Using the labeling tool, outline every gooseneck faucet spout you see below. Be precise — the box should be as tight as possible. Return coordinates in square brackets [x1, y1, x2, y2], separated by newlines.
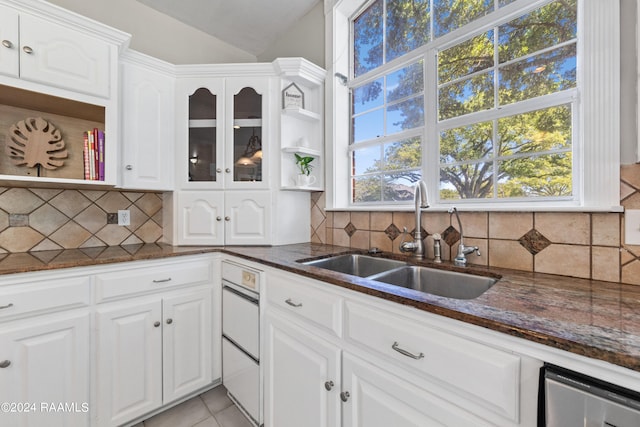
[449, 206, 480, 266]
[399, 180, 429, 258]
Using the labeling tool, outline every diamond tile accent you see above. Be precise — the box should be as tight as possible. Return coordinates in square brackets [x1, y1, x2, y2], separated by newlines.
[49, 222, 92, 249]
[385, 224, 401, 240]
[442, 225, 461, 247]
[518, 229, 552, 255]
[49, 190, 91, 217]
[29, 205, 69, 236]
[344, 222, 357, 237]
[9, 214, 28, 227]
[0, 188, 44, 213]
[135, 193, 162, 216]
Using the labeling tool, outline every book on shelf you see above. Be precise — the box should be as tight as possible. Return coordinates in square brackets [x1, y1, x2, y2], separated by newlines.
[83, 128, 105, 181]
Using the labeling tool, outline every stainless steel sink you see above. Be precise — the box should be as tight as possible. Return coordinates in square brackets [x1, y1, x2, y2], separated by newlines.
[369, 266, 498, 300]
[302, 254, 407, 277]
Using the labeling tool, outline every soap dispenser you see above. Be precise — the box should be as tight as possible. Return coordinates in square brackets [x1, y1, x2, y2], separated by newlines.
[432, 233, 442, 263]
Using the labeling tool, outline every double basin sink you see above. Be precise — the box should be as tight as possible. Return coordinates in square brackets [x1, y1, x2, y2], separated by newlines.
[301, 254, 498, 300]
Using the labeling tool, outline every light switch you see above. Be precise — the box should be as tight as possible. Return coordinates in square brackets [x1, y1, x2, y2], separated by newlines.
[625, 210, 640, 245]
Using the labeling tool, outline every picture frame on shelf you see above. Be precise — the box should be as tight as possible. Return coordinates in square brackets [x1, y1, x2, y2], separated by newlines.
[282, 82, 304, 109]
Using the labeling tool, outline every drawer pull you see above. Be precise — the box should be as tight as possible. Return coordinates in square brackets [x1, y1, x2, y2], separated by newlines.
[324, 380, 334, 391]
[22, 45, 33, 54]
[285, 298, 303, 308]
[392, 341, 424, 360]
[0, 360, 10, 368]
[340, 391, 350, 402]
[2, 40, 13, 49]
[152, 278, 172, 283]
[0, 303, 14, 310]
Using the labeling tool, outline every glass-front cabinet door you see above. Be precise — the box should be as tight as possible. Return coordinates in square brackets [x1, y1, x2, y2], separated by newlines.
[176, 78, 224, 189]
[226, 78, 270, 189]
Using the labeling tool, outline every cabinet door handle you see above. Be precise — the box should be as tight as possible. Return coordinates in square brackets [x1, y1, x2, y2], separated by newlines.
[225, 168, 231, 173]
[153, 321, 161, 328]
[1, 40, 13, 49]
[152, 278, 172, 283]
[324, 380, 334, 391]
[340, 391, 350, 402]
[0, 360, 11, 368]
[224, 216, 231, 221]
[391, 341, 424, 360]
[125, 165, 133, 171]
[285, 298, 302, 308]
[22, 45, 33, 54]
[166, 318, 173, 325]
[216, 168, 222, 173]
[216, 216, 222, 221]
[0, 303, 14, 310]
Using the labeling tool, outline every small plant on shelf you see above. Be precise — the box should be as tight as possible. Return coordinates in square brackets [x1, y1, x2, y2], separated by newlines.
[294, 153, 314, 176]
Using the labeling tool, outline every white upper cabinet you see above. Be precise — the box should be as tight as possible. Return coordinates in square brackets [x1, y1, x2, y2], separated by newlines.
[175, 73, 272, 191]
[19, 14, 111, 98]
[0, 4, 19, 78]
[120, 51, 175, 190]
[0, 1, 124, 99]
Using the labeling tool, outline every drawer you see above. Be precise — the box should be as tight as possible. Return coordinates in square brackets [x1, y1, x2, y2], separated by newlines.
[95, 258, 211, 302]
[0, 277, 90, 321]
[267, 276, 342, 337]
[222, 260, 261, 292]
[344, 300, 520, 422]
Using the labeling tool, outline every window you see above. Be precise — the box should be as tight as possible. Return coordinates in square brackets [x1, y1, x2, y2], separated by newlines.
[329, 0, 620, 211]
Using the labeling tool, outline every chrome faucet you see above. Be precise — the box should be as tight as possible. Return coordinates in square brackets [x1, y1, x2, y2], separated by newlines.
[449, 206, 480, 266]
[399, 180, 429, 258]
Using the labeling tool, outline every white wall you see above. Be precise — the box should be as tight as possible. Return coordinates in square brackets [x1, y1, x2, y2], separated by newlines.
[46, 0, 256, 64]
[257, 2, 325, 68]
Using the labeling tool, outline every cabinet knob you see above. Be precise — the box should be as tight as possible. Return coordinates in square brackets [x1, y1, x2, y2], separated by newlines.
[22, 45, 33, 54]
[340, 391, 350, 402]
[125, 165, 133, 171]
[224, 216, 230, 221]
[1, 40, 13, 49]
[225, 168, 231, 173]
[324, 381, 334, 391]
[0, 360, 11, 368]
[153, 321, 161, 328]
[166, 318, 173, 325]
[216, 216, 222, 221]
[216, 168, 222, 173]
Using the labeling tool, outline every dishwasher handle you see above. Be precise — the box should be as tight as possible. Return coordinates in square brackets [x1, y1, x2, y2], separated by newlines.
[223, 282, 259, 305]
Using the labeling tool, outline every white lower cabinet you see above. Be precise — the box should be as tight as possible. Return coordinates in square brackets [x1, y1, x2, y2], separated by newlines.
[263, 269, 541, 427]
[342, 352, 490, 427]
[264, 311, 341, 427]
[0, 310, 91, 427]
[96, 287, 213, 427]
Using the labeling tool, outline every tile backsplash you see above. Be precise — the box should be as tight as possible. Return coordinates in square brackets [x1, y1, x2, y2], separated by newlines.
[311, 164, 640, 286]
[0, 187, 163, 253]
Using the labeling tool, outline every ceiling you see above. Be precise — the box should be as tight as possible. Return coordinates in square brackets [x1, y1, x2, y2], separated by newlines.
[136, 0, 321, 56]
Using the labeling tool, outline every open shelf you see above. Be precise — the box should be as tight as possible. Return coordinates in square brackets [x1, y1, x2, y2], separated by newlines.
[281, 146, 322, 157]
[282, 107, 321, 122]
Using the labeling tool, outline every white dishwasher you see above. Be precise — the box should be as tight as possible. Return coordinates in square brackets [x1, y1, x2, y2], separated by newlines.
[222, 261, 261, 426]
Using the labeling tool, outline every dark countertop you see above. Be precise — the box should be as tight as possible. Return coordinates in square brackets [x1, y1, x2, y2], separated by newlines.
[1, 242, 638, 373]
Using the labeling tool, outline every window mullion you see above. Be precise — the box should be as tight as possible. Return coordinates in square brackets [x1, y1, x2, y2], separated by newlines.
[425, 50, 439, 203]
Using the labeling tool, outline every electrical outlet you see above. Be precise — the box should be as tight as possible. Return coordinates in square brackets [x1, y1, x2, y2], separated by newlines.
[118, 210, 130, 226]
[625, 210, 640, 245]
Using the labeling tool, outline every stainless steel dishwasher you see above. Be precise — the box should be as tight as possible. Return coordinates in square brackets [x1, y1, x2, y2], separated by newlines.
[541, 364, 640, 426]
[222, 261, 262, 426]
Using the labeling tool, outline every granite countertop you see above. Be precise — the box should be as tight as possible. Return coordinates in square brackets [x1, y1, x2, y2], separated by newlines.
[0, 242, 638, 373]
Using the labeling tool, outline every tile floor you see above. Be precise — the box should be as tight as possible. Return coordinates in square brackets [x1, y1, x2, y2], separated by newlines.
[134, 385, 253, 427]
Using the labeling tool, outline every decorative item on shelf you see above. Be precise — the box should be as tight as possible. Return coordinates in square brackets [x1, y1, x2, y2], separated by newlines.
[235, 127, 262, 167]
[6, 117, 68, 177]
[294, 153, 315, 187]
[282, 82, 304, 109]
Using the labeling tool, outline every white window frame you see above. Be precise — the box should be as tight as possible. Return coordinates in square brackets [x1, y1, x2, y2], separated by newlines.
[324, 0, 621, 212]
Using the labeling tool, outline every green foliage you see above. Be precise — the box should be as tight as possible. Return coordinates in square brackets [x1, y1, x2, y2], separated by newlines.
[352, 0, 576, 202]
[294, 153, 315, 176]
